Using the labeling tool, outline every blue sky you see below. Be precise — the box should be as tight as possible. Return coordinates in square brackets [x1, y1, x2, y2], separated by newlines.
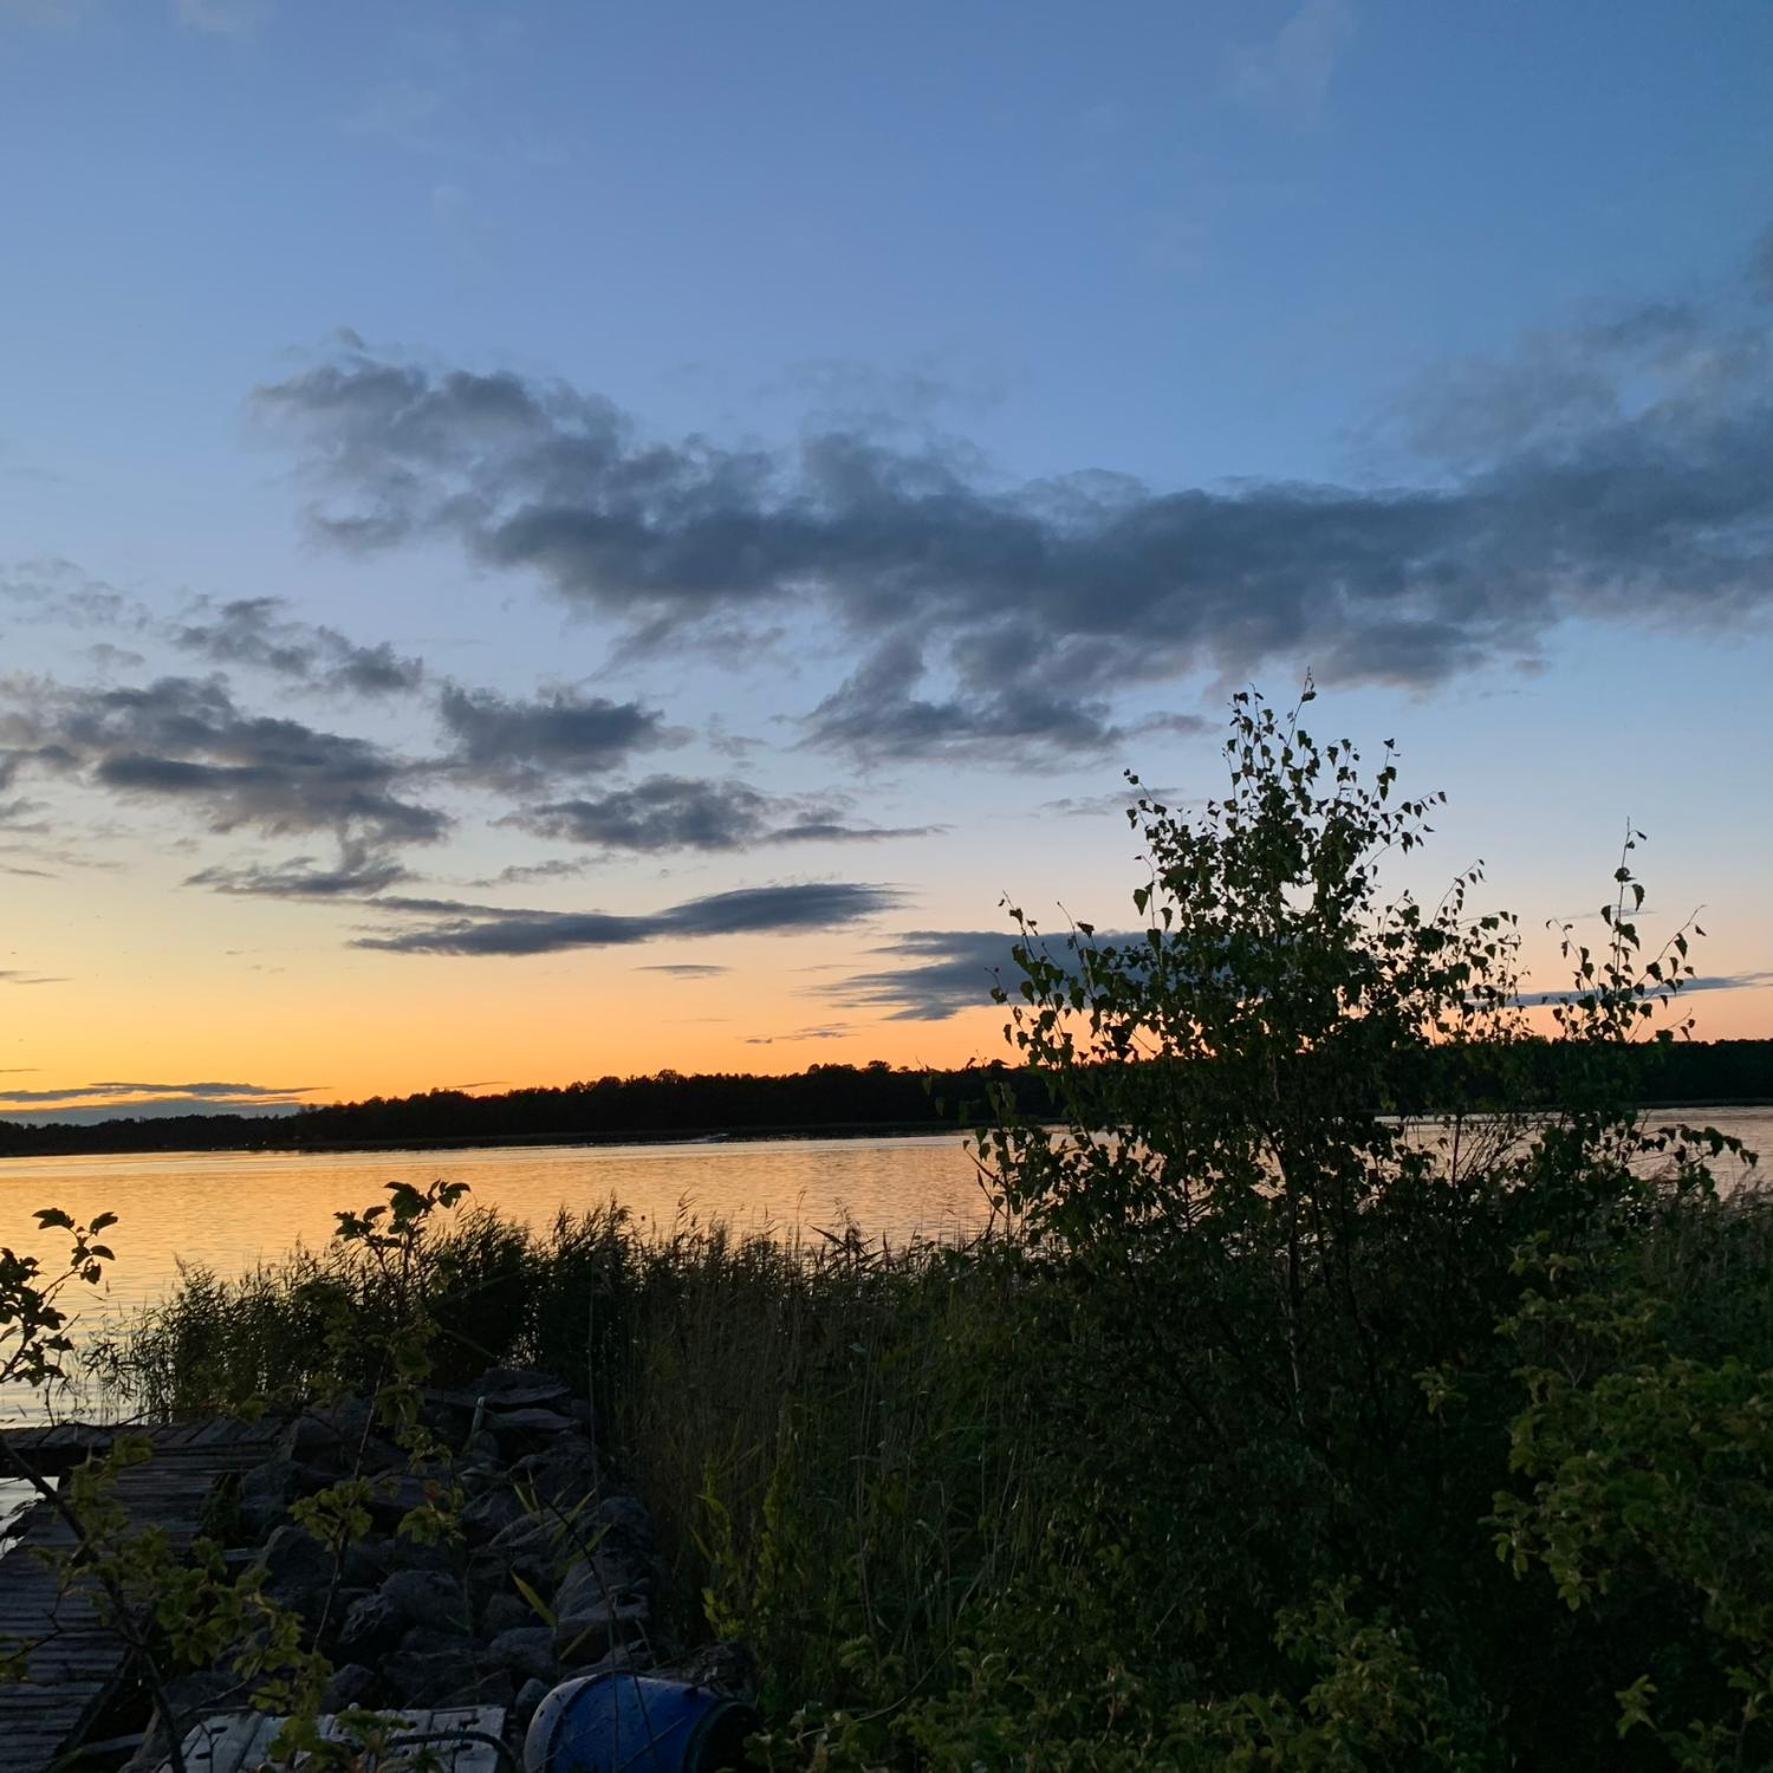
[0, 0, 1769, 1113]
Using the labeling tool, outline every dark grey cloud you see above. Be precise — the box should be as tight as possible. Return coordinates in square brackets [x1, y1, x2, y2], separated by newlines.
[514, 773, 931, 853]
[437, 683, 674, 789]
[174, 596, 425, 696]
[833, 930, 1027, 1021]
[0, 674, 445, 850]
[357, 880, 900, 957]
[187, 838, 409, 898]
[0, 968, 63, 986]
[636, 962, 729, 978]
[257, 245, 1773, 756]
[1520, 969, 1773, 1006]
[833, 927, 1139, 1021]
[0, 1078, 311, 1105]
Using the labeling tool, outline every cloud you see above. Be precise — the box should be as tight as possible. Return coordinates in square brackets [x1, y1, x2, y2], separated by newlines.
[743, 1023, 854, 1044]
[0, 968, 63, 985]
[0, 1077, 310, 1105]
[832, 930, 1026, 1021]
[0, 673, 446, 850]
[174, 596, 424, 696]
[437, 683, 675, 789]
[637, 962, 729, 978]
[514, 773, 932, 853]
[356, 880, 900, 958]
[175, 0, 270, 34]
[832, 927, 1141, 1021]
[1226, 0, 1354, 126]
[474, 857, 590, 887]
[258, 252, 1773, 756]
[0, 558, 151, 632]
[187, 837, 409, 898]
[1521, 970, 1773, 1006]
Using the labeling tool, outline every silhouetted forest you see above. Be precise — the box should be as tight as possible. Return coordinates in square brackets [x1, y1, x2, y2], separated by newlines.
[1, 1041, 1768, 1159]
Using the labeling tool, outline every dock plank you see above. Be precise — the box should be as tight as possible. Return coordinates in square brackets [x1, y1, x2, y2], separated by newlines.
[0, 1419, 284, 1773]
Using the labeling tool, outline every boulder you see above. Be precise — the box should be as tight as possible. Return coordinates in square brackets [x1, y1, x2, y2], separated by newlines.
[382, 1567, 471, 1635]
[553, 1593, 651, 1665]
[385, 1646, 480, 1708]
[236, 1457, 303, 1539]
[470, 1367, 571, 1409]
[337, 1591, 404, 1664]
[320, 1662, 381, 1710]
[461, 1484, 525, 1543]
[479, 1591, 538, 1638]
[487, 1624, 558, 1686]
[257, 1523, 332, 1624]
[513, 1677, 550, 1727]
[487, 1406, 577, 1441]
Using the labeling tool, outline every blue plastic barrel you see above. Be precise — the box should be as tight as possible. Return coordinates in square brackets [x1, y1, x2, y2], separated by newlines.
[524, 1671, 760, 1773]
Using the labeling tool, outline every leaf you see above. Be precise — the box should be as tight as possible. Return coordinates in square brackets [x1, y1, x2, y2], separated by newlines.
[33, 1208, 74, 1231]
[511, 1571, 556, 1627]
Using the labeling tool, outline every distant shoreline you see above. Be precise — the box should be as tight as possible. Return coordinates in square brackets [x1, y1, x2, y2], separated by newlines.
[1, 1101, 1769, 1166]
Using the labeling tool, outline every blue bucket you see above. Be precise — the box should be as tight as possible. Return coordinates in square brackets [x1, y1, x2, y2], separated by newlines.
[524, 1671, 760, 1773]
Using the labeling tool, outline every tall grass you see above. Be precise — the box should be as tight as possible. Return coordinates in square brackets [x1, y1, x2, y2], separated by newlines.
[89, 1167, 1773, 1767]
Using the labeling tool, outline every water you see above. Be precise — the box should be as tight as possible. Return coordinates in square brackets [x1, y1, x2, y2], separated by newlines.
[1, 1108, 1766, 1427]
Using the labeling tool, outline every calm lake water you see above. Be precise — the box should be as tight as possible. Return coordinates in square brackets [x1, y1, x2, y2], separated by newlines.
[2, 1109, 1768, 1427]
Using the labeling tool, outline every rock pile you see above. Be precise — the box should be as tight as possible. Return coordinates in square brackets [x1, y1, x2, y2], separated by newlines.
[183, 1365, 720, 1735]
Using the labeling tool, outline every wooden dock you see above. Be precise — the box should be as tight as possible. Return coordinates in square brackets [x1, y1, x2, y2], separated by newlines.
[0, 1419, 285, 1773]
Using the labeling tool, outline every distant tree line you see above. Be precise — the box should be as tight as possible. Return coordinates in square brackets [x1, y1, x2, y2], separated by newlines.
[0, 1040, 1767, 1160]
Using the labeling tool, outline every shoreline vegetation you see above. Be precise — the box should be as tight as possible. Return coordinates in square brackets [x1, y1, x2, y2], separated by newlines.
[2, 1041, 1770, 1160]
[10, 689, 1773, 1768]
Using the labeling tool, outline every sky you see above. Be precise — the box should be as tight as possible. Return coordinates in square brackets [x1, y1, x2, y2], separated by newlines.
[0, 0, 1769, 1121]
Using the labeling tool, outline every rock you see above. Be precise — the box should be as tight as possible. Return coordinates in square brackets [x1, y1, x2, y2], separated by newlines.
[386, 1646, 480, 1708]
[555, 1549, 651, 1617]
[401, 1624, 471, 1656]
[462, 1429, 502, 1464]
[471, 1367, 571, 1408]
[462, 1485, 525, 1543]
[340, 1535, 392, 1590]
[488, 1624, 558, 1685]
[553, 1594, 651, 1665]
[337, 1591, 404, 1664]
[287, 1395, 374, 1457]
[382, 1567, 471, 1635]
[485, 1515, 556, 1589]
[488, 1406, 577, 1439]
[563, 1641, 644, 1681]
[236, 1457, 303, 1539]
[257, 1524, 332, 1624]
[385, 1534, 452, 1574]
[320, 1662, 381, 1710]
[479, 1591, 537, 1637]
[513, 1677, 549, 1726]
[512, 1434, 598, 1506]
[369, 1470, 443, 1526]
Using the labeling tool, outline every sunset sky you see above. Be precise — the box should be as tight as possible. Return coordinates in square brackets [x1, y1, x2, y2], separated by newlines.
[1, 0, 1770, 1121]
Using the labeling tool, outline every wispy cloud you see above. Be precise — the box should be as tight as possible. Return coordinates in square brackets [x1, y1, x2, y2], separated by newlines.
[175, 0, 270, 37]
[512, 774, 932, 854]
[1226, 0, 1355, 127]
[357, 881, 901, 958]
[174, 596, 424, 696]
